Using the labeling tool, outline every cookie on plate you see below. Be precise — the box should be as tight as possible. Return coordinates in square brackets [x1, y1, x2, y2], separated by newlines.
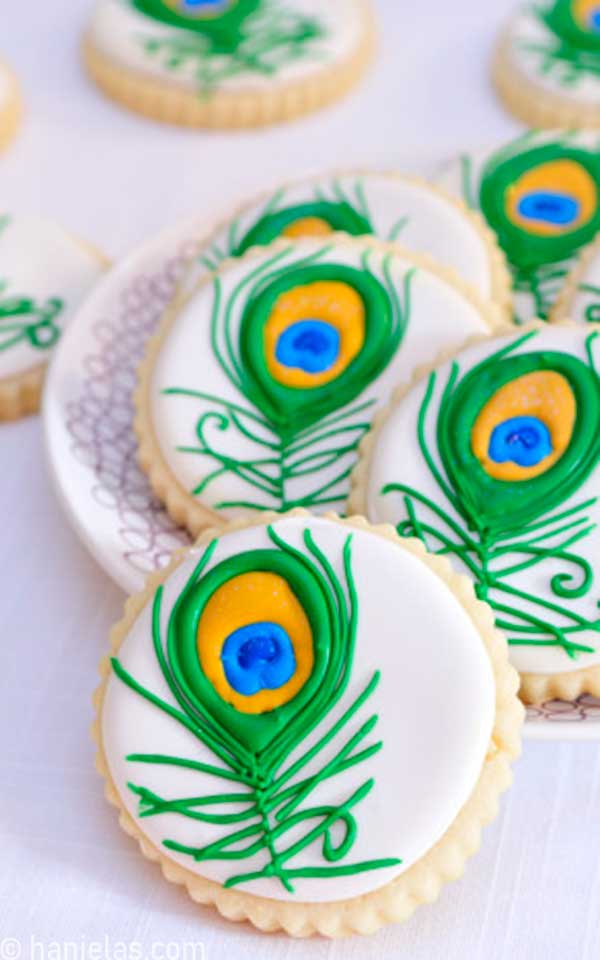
[83, 0, 375, 128]
[493, 1, 600, 128]
[436, 130, 600, 322]
[350, 321, 600, 704]
[135, 235, 507, 534]
[184, 170, 512, 315]
[0, 60, 21, 150]
[95, 511, 522, 937]
[0, 215, 106, 420]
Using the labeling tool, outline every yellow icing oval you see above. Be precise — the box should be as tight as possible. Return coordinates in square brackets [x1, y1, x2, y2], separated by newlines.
[573, 0, 600, 30]
[196, 571, 314, 714]
[505, 159, 597, 237]
[282, 217, 335, 239]
[264, 280, 366, 389]
[471, 370, 576, 481]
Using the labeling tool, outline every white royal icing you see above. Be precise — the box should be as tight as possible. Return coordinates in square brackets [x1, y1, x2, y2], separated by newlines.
[183, 171, 498, 301]
[88, 0, 366, 94]
[101, 514, 496, 902]
[435, 131, 600, 323]
[148, 237, 494, 518]
[365, 324, 600, 677]
[503, 3, 600, 104]
[0, 216, 104, 380]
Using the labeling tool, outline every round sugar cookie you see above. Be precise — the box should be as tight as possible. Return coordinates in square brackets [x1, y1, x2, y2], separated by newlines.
[436, 130, 600, 323]
[493, 1, 600, 128]
[184, 170, 512, 315]
[83, 0, 375, 128]
[351, 321, 600, 704]
[95, 511, 522, 937]
[0, 60, 21, 150]
[0, 215, 106, 420]
[135, 235, 506, 534]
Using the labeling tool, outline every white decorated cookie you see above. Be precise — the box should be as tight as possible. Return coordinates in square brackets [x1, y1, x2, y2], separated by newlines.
[135, 235, 504, 533]
[96, 512, 522, 935]
[493, 1, 600, 127]
[353, 322, 600, 703]
[436, 131, 600, 322]
[0, 215, 106, 420]
[184, 171, 512, 310]
[84, 0, 374, 128]
[0, 59, 21, 150]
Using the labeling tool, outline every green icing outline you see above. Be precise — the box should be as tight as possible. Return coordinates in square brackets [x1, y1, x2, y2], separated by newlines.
[133, 0, 261, 47]
[381, 329, 600, 658]
[459, 136, 600, 320]
[479, 140, 600, 271]
[233, 200, 373, 256]
[111, 523, 401, 892]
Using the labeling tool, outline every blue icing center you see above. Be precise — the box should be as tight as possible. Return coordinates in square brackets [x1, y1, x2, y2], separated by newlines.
[179, 0, 229, 11]
[488, 416, 553, 468]
[517, 191, 580, 227]
[590, 10, 600, 30]
[221, 622, 296, 695]
[275, 319, 340, 374]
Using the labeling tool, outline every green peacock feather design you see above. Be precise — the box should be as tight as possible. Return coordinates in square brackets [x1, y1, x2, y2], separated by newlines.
[460, 133, 600, 321]
[196, 176, 411, 276]
[111, 523, 399, 892]
[522, 0, 600, 87]
[165, 243, 413, 513]
[130, 0, 325, 95]
[381, 329, 600, 658]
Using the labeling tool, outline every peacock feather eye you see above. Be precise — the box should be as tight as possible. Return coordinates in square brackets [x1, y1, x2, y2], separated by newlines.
[471, 370, 576, 482]
[168, 545, 333, 753]
[196, 570, 314, 714]
[505, 160, 597, 237]
[479, 143, 600, 270]
[240, 263, 396, 437]
[233, 201, 372, 256]
[438, 348, 600, 537]
[573, 0, 600, 31]
[264, 281, 365, 389]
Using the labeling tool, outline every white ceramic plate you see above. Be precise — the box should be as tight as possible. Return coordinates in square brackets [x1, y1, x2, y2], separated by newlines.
[43, 217, 197, 593]
[43, 215, 600, 740]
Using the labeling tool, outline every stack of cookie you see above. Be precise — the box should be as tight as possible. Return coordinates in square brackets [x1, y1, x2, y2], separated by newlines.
[83, 142, 600, 933]
[9, 0, 600, 940]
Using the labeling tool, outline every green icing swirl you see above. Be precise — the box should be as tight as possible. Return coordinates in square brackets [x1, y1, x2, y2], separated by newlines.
[0, 293, 63, 355]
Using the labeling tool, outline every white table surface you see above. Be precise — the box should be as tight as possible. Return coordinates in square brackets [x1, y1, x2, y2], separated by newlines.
[2, 1, 600, 957]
